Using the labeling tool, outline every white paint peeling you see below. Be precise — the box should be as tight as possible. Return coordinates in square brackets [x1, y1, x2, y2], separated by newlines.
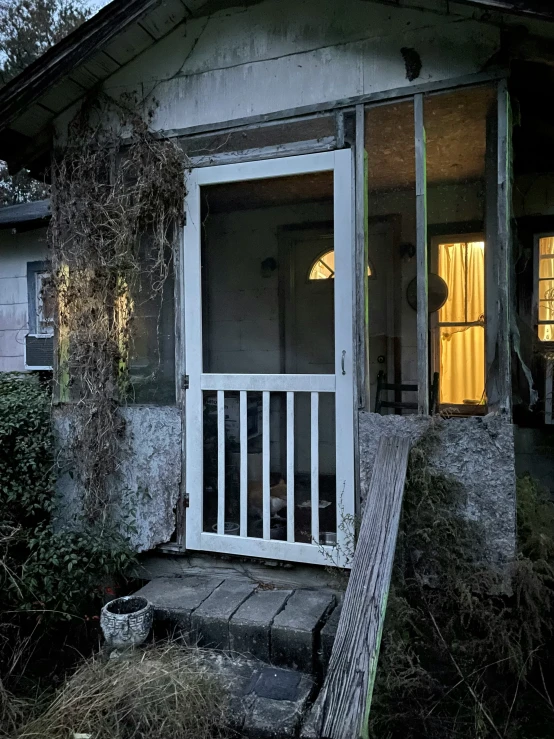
[87, 0, 500, 134]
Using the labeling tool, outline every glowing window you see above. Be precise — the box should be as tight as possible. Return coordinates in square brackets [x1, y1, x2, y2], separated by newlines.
[309, 250, 372, 280]
[437, 238, 485, 406]
[538, 236, 554, 342]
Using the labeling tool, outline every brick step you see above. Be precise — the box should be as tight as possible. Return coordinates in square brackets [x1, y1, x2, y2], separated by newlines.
[134, 575, 341, 675]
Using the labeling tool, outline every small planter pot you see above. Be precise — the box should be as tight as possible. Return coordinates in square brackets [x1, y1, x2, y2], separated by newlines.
[100, 595, 153, 649]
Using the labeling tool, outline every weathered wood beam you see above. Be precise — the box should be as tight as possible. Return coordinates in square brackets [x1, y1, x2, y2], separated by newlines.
[307, 435, 411, 739]
[456, 0, 554, 21]
[496, 79, 513, 415]
[355, 104, 369, 411]
[485, 102, 499, 407]
[162, 72, 505, 141]
[414, 94, 429, 415]
[485, 79, 512, 414]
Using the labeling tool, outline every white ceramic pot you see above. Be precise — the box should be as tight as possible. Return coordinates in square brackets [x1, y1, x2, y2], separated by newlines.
[100, 595, 153, 649]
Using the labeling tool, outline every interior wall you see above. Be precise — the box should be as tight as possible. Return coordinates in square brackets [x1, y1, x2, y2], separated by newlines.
[0, 227, 48, 372]
[203, 200, 333, 375]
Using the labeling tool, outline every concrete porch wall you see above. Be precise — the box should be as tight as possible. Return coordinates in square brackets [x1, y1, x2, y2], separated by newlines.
[358, 412, 517, 565]
[52, 405, 517, 563]
[53, 405, 182, 552]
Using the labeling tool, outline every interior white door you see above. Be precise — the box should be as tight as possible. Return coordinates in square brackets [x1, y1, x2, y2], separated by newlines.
[183, 150, 355, 566]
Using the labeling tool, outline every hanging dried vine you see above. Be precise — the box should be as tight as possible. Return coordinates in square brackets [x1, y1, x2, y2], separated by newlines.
[49, 98, 186, 521]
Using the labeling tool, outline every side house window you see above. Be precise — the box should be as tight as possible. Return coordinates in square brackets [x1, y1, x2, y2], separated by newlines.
[536, 235, 554, 425]
[25, 261, 54, 370]
[537, 235, 554, 342]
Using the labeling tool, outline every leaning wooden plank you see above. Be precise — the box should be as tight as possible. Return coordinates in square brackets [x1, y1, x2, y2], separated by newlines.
[308, 435, 411, 739]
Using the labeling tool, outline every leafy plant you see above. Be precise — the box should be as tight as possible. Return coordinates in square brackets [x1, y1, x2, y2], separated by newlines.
[0, 373, 54, 524]
[0, 374, 135, 624]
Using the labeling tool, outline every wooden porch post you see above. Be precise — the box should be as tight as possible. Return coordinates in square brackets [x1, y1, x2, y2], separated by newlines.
[355, 103, 369, 411]
[485, 79, 512, 415]
[414, 94, 429, 415]
[496, 79, 512, 415]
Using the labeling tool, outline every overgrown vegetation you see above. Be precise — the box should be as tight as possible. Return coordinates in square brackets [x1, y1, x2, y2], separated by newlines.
[369, 443, 554, 739]
[17, 643, 231, 739]
[50, 99, 185, 520]
[0, 373, 135, 727]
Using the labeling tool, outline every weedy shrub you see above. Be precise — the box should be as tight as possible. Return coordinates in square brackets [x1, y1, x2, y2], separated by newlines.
[0, 372, 135, 719]
[369, 442, 554, 739]
[0, 373, 54, 525]
[0, 373, 135, 620]
[17, 643, 231, 739]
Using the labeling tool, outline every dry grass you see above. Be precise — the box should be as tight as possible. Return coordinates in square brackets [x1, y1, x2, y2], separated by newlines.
[0, 679, 26, 739]
[16, 643, 231, 739]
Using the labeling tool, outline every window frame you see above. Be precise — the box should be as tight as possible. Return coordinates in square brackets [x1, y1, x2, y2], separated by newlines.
[26, 261, 53, 338]
[430, 232, 487, 412]
[534, 233, 554, 344]
[25, 260, 54, 371]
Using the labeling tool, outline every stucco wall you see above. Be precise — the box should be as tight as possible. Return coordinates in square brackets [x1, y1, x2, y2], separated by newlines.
[54, 405, 182, 552]
[359, 411, 517, 564]
[54, 0, 500, 139]
[0, 227, 48, 371]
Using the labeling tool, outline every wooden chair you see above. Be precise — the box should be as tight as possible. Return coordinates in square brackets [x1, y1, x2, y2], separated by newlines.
[375, 370, 439, 415]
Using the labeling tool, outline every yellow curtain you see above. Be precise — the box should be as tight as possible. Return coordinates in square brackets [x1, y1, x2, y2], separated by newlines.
[438, 241, 485, 405]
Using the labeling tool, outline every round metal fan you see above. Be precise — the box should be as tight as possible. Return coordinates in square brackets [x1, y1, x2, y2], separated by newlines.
[406, 273, 449, 313]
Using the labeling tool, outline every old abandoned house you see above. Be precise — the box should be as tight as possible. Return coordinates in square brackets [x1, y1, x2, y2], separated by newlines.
[0, 0, 554, 576]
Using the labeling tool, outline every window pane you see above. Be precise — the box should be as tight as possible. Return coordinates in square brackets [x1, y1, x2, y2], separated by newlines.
[438, 241, 485, 324]
[309, 250, 335, 280]
[466, 241, 485, 322]
[539, 236, 554, 256]
[440, 325, 485, 406]
[538, 279, 554, 322]
[438, 243, 466, 323]
[128, 256, 176, 404]
[539, 324, 554, 342]
[539, 257, 554, 279]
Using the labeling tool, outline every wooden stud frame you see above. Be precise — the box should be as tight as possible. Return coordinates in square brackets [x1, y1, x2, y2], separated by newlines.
[414, 94, 429, 415]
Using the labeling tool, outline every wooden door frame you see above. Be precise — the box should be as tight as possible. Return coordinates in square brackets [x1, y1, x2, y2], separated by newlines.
[182, 150, 356, 566]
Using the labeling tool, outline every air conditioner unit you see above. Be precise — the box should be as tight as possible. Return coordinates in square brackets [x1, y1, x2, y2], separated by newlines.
[24, 335, 53, 370]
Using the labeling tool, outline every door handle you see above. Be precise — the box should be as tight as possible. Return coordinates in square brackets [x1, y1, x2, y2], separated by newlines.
[341, 350, 346, 375]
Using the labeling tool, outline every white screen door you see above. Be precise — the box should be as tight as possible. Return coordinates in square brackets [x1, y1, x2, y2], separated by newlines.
[183, 150, 355, 566]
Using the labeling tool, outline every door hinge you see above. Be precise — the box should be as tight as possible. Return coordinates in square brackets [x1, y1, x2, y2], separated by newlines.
[181, 374, 189, 390]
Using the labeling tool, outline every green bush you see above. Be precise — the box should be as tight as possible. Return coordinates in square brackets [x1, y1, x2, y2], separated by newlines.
[0, 373, 54, 524]
[0, 373, 134, 621]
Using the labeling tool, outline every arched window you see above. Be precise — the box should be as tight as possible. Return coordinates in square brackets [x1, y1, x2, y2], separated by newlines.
[308, 249, 373, 280]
